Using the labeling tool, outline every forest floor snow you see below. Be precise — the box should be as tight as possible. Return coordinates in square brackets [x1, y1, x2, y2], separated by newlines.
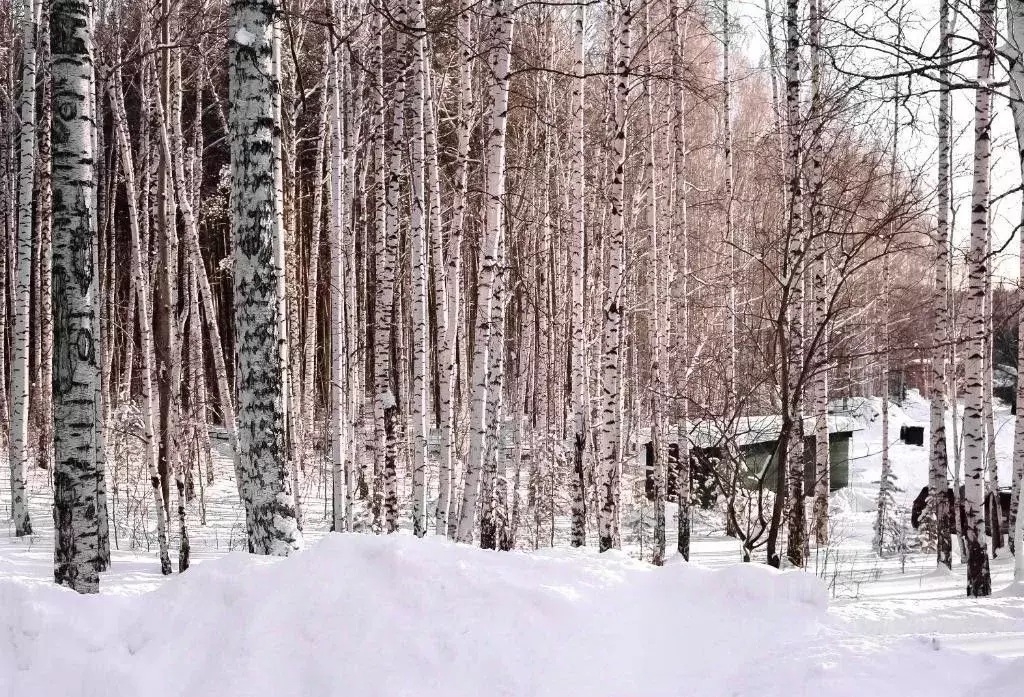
[1, 391, 1024, 696]
[1, 533, 1019, 697]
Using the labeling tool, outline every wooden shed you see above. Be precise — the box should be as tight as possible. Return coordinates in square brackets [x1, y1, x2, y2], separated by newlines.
[643, 414, 862, 502]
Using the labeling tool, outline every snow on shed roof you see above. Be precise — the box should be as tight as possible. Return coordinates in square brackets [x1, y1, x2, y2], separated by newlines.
[637, 414, 861, 449]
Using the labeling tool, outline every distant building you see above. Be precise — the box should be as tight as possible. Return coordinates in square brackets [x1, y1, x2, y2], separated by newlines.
[642, 415, 863, 503]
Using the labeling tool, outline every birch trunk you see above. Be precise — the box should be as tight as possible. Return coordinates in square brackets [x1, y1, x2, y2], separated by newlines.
[672, 0, 692, 560]
[228, 0, 303, 555]
[457, 0, 513, 544]
[875, 252, 896, 554]
[304, 80, 327, 486]
[808, 0, 830, 546]
[931, 0, 953, 570]
[37, 0, 54, 473]
[370, 12, 388, 530]
[9, 0, 39, 537]
[644, 1, 666, 566]
[408, 0, 430, 537]
[109, 69, 172, 575]
[380, 3, 408, 534]
[443, 1, 472, 538]
[783, 0, 806, 569]
[425, 58, 453, 538]
[598, 0, 630, 553]
[1005, 0, 1024, 579]
[569, 1, 588, 548]
[723, 0, 737, 405]
[328, 21, 347, 532]
[52, 0, 104, 593]
[964, 0, 995, 596]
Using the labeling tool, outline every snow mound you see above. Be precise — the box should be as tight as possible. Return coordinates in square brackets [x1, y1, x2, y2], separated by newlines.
[0, 535, 1010, 697]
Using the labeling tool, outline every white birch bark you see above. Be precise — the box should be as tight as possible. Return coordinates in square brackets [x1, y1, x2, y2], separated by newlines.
[964, 0, 995, 596]
[569, 1, 588, 548]
[8, 0, 39, 537]
[328, 18, 347, 532]
[424, 58, 453, 538]
[370, 12, 388, 530]
[443, 1, 472, 538]
[478, 242, 507, 550]
[931, 0, 953, 569]
[408, 0, 429, 537]
[643, 0, 666, 566]
[380, 3, 408, 534]
[1005, 0, 1024, 579]
[672, 0, 692, 560]
[456, 0, 513, 544]
[808, 0, 830, 546]
[341, 20, 361, 535]
[875, 251, 895, 554]
[36, 0, 53, 473]
[186, 263, 214, 494]
[597, 0, 631, 553]
[109, 69, 172, 575]
[228, 0, 303, 555]
[52, 0, 104, 593]
[723, 0, 737, 403]
[783, 0, 806, 569]
[303, 81, 328, 484]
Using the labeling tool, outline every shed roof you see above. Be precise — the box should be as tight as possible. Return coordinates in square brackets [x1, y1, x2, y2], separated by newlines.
[638, 414, 862, 449]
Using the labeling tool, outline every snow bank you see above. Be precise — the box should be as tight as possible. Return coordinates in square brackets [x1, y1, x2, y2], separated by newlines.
[0, 535, 1011, 697]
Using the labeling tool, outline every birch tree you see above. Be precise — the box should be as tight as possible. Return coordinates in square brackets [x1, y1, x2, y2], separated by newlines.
[228, 0, 303, 555]
[437, 0, 473, 537]
[407, 0, 429, 537]
[783, 0, 806, 569]
[109, 65, 172, 575]
[8, 0, 39, 537]
[52, 0, 104, 593]
[963, 0, 995, 597]
[597, 0, 631, 553]
[426, 50, 455, 539]
[672, 0, 692, 560]
[931, 0, 953, 570]
[569, 1, 587, 548]
[328, 11, 347, 532]
[457, 0, 513, 544]
[808, 0, 830, 546]
[1006, 0, 1024, 581]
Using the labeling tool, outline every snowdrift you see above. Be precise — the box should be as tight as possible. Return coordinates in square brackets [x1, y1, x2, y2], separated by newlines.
[0, 535, 1010, 697]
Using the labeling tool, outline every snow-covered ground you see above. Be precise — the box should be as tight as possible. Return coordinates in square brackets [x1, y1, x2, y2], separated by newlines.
[2, 393, 1023, 696]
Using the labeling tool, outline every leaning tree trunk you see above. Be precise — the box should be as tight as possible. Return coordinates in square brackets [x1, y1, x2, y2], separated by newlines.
[109, 67, 172, 575]
[9, 0, 39, 538]
[456, 0, 514, 544]
[963, 0, 995, 597]
[228, 0, 303, 556]
[52, 0, 104, 593]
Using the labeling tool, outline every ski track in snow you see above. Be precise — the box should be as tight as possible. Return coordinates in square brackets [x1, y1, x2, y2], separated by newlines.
[1, 393, 1023, 696]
